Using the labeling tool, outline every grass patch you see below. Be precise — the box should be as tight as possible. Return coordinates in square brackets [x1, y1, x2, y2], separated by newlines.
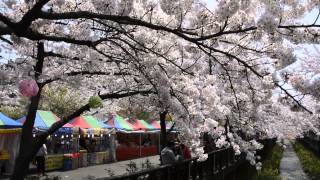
[236, 144, 283, 180]
[254, 144, 283, 180]
[293, 142, 320, 180]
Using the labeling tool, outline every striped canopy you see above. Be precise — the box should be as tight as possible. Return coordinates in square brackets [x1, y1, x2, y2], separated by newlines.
[18, 110, 72, 129]
[151, 121, 174, 130]
[70, 115, 110, 129]
[105, 115, 137, 131]
[132, 119, 156, 131]
[0, 113, 22, 128]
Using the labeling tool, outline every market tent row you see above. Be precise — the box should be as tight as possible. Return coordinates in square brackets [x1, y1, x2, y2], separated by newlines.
[0, 113, 22, 174]
[16, 111, 116, 171]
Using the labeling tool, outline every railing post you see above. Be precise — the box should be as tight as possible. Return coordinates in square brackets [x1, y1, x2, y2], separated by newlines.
[213, 152, 216, 173]
[191, 159, 197, 180]
[164, 166, 169, 180]
[227, 148, 230, 167]
[198, 161, 203, 180]
[149, 171, 156, 180]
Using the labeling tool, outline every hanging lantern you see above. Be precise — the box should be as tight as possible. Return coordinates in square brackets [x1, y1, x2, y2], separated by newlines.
[108, 134, 111, 137]
[54, 134, 57, 137]
[71, 134, 73, 138]
[33, 134, 36, 138]
[18, 79, 39, 98]
[78, 135, 81, 138]
[100, 134, 103, 137]
[87, 134, 90, 138]
[61, 135, 64, 139]
[66, 135, 69, 138]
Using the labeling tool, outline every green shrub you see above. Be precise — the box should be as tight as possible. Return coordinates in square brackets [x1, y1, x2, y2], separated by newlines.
[293, 142, 320, 180]
[254, 145, 283, 180]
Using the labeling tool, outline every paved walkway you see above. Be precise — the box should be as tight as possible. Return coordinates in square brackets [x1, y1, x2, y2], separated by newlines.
[280, 141, 309, 180]
[47, 155, 160, 180]
[0, 156, 160, 180]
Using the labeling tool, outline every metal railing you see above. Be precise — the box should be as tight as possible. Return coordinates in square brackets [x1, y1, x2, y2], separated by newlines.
[299, 136, 320, 157]
[99, 148, 244, 180]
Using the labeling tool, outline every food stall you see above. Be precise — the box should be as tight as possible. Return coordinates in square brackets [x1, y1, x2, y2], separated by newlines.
[69, 115, 115, 168]
[132, 119, 159, 157]
[0, 113, 22, 175]
[18, 110, 78, 171]
[105, 115, 160, 161]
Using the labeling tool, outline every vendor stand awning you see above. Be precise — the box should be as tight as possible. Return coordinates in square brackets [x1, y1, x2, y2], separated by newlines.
[151, 121, 175, 131]
[69, 115, 113, 135]
[0, 113, 22, 128]
[70, 115, 110, 129]
[17, 110, 72, 129]
[132, 119, 157, 131]
[105, 115, 138, 131]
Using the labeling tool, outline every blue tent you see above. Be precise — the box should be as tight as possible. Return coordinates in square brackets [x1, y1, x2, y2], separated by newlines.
[0, 113, 22, 128]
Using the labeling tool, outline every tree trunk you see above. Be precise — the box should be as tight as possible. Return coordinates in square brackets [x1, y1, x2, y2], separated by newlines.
[10, 94, 43, 180]
[159, 111, 167, 150]
[10, 150, 33, 180]
[10, 42, 45, 180]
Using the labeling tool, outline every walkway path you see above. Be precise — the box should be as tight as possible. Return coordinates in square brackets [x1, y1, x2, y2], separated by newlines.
[280, 141, 309, 180]
[0, 156, 160, 180]
[47, 155, 160, 180]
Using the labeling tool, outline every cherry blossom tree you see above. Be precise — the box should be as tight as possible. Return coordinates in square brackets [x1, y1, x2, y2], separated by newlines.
[1, 0, 320, 179]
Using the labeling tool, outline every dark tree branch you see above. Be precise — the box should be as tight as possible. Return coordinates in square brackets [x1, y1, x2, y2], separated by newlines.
[275, 82, 313, 114]
[0, 36, 13, 45]
[278, 24, 320, 28]
[40, 70, 132, 86]
[99, 89, 155, 99]
[17, 0, 50, 32]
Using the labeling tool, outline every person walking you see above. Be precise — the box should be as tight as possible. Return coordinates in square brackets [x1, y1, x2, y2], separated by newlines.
[36, 143, 47, 176]
[161, 141, 182, 165]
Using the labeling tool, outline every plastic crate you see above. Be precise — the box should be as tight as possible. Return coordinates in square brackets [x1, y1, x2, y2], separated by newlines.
[62, 154, 72, 171]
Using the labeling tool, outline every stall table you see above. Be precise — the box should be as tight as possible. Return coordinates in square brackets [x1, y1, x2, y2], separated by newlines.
[45, 154, 64, 171]
[79, 150, 88, 167]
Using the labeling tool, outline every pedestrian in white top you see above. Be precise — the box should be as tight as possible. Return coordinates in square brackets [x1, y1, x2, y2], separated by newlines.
[161, 141, 182, 165]
[36, 143, 47, 176]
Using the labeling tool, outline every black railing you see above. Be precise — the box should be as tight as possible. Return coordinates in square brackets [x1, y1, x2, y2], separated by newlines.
[299, 135, 320, 157]
[99, 148, 245, 180]
[99, 139, 278, 180]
